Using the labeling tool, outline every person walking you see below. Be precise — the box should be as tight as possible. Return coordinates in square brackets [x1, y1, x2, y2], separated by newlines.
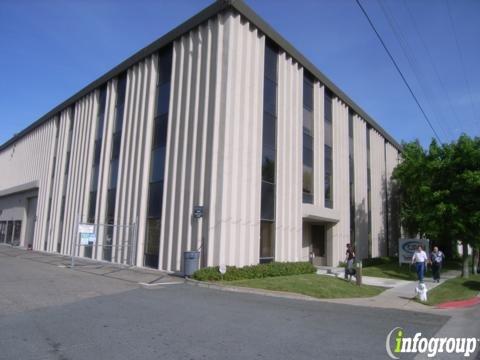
[344, 244, 356, 280]
[411, 245, 428, 283]
[430, 246, 445, 283]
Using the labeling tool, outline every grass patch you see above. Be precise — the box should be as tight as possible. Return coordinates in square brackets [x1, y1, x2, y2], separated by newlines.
[362, 262, 432, 281]
[424, 274, 480, 306]
[361, 258, 463, 281]
[223, 274, 385, 299]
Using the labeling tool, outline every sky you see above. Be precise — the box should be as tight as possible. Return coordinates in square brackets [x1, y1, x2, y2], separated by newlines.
[0, 0, 479, 148]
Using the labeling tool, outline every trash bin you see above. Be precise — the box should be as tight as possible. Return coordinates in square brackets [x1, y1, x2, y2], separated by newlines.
[184, 251, 200, 277]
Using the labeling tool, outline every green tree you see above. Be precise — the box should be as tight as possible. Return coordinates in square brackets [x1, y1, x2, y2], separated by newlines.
[393, 135, 480, 277]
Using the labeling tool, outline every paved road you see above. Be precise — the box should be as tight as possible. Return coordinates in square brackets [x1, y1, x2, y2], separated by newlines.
[0, 248, 451, 360]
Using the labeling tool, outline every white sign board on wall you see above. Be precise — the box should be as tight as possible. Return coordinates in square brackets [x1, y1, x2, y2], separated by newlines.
[78, 224, 95, 234]
[399, 238, 430, 264]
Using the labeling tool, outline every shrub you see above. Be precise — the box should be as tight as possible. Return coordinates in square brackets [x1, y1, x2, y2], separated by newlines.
[192, 261, 316, 281]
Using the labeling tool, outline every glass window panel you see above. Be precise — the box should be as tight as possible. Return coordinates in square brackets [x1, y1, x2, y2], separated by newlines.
[324, 121, 333, 147]
[109, 158, 119, 190]
[144, 219, 161, 268]
[303, 108, 313, 136]
[6, 222, 13, 244]
[117, 73, 127, 104]
[88, 191, 97, 223]
[152, 114, 168, 149]
[324, 89, 332, 123]
[65, 152, 70, 175]
[114, 102, 125, 133]
[149, 147, 166, 183]
[348, 111, 354, 139]
[111, 133, 122, 160]
[95, 112, 105, 140]
[325, 173, 333, 209]
[13, 221, 21, 245]
[264, 45, 278, 82]
[107, 189, 116, 221]
[260, 221, 275, 259]
[303, 165, 313, 204]
[303, 147, 313, 168]
[93, 141, 101, 165]
[156, 83, 171, 116]
[90, 166, 99, 192]
[148, 181, 164, 219]
[262, 147, 275, 183]
[60, 196, 66, 222]
[260, 181, 275, 221]
[263, 78, 277, 116]
[303, 77, 313, 110]
[158, 48, 173, 85]
[262, 112, 276, 150]
[304, 133, 313, 151]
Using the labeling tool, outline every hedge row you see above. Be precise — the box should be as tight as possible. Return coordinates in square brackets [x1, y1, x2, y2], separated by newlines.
[192, 261, 316, 281]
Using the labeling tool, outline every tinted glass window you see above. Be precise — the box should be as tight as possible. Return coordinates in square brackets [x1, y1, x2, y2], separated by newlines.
[152, 115, 168, 149]
[262, 152, 275, 184]
[88, 191, 97, 222]
[156, 83, 170, 116]
[262, 112, 276, 151]
[90, 166, 99, 192]
[158, 49, 172, 85]
[109, 159, 119, 190]
[149, 147, 166, 183]
[148, 181, 163, 219]
[324, 89, 333, 123]
[13, 221, 21, 244]
[303, 77, 314, 110]
[111, 133, 122, 159]
[261, 181, 275, 221]
[264, 45, 278, 82]
[303, 108, 313, 136]
[107, 189, 116, 220]
[144, 219, 161, 268]
[260, 221, 275, 259]
[263, 78, 277, 116]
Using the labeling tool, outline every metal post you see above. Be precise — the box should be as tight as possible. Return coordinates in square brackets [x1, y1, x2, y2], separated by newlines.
[356, 260, 363, 286]
[131, 218, 138, 266]
[71, 214, 79, 268]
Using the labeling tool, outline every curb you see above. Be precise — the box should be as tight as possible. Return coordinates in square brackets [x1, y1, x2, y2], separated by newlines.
[184, 277, 325, 303]
[436, 296, 480, 309]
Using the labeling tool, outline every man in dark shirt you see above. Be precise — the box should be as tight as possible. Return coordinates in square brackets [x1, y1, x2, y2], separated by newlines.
[344, 244, 356, 280]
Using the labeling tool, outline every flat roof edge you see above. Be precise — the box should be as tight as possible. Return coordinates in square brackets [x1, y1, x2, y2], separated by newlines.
[1, 0, 402, 152]
[230, 0, 402, 151]
[0, 0, 230, 152]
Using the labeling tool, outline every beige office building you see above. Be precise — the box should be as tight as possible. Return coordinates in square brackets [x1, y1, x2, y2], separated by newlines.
[0, 0, 401, 272]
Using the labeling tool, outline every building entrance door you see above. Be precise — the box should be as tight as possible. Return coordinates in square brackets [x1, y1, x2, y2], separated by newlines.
[311, 224, 326, 266]
[26, 197, 38, 248]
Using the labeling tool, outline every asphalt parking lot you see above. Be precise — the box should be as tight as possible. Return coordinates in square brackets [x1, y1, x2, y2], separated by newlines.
[0, 245, 450, 360]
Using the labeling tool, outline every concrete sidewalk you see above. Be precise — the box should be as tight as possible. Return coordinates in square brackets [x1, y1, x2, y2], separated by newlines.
[0, 244, 182, 287]
[316, 270, 461, 313]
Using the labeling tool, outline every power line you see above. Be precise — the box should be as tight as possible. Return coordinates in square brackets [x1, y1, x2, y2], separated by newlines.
[445, 0, 479, 129]
[354, 0, 443, 143]
[402, 0, 462, 137]
[377, 0, 452, 140]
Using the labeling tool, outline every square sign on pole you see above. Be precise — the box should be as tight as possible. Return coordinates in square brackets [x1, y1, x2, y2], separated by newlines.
[399, 238, 430, 264]
[193, 206, 204, 219]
